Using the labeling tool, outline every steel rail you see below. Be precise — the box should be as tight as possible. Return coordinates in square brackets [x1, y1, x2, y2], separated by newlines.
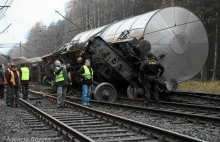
[66, 96, 220, 124]
[117, 97, 220, 113]
[173, 91, 220, 97]
[30, 90, 207, 142]
[68, 96, 220, 114]
[171, 91, 220, 102]
[19, 98, 96, 142]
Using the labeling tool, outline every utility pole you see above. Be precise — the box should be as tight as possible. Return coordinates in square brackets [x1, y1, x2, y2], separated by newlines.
[132, 0, 135, 16]
[145, 0, 147, 12]
[20, 42, 21, 56]
[86, 3, 90, 30]
[54, 25, 57, 50]
[35, 31, 36, 57]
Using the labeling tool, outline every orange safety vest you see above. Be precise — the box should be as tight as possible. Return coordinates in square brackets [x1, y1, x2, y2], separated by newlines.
[68, 72, 71, 80]
[8, 69, 20, 86]
[4, 76, 7, 85]
[4, 68, 9, 85]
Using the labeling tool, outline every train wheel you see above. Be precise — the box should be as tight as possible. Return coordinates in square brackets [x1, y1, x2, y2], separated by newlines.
[94, 82, 117, 103]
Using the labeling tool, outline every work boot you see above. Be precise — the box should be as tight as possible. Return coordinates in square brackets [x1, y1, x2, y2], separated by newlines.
[7, 103, 12, 107]
[61, 104, 66, 108]
[145, 89, 150, 107]
[88, 104, 92, 107]
[57, 104, 62, 108]
[153, 89, 159, 103]
[145, 103, 149, 107]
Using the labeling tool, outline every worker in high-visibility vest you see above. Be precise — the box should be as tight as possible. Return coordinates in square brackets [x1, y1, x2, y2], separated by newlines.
[77, 59, 93, 106]
[5, 65, 20, 107]
[54, 60, 69, 108]
[19, 63, 31, 100]
[0, 64, 4, 99]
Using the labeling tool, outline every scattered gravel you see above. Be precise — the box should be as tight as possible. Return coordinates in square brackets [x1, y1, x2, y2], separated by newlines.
[0, 98, 32, 141]
[0, 97, 68, 142]
[87, 102, 220, 142]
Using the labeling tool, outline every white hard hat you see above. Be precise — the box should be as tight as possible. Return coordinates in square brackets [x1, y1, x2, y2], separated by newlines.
[55, 60, 61, 66]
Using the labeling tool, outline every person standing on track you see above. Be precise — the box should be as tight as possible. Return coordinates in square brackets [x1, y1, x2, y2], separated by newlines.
[5, 65, 20, 107]
[19, 63, 31, 100]
[54, 60, 69, 108]
[0, 65, 4, 99]
[139, 53, 165, 107]
[77, 59, 93, 106]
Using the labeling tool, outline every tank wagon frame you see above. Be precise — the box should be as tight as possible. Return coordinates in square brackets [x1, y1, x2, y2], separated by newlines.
[41, 7, 209, 102]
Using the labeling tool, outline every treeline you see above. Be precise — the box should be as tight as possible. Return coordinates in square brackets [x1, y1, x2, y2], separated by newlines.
[8, 0, 220, 81]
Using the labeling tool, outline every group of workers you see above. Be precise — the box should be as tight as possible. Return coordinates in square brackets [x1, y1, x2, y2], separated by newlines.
[0, 63, 30, 107]
[0, 52, 164, 108]
[54, 59, 93, 108]
[54, 52, 165, 108]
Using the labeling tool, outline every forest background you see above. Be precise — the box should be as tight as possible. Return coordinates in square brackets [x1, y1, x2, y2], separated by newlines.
[7, 0, 220, 81]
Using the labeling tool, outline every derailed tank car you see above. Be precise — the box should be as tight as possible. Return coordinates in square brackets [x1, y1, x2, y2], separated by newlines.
[43, 7, 209, 102]
[0, 54, 9, 65]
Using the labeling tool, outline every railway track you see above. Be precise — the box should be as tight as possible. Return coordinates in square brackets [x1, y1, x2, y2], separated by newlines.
[117, 97, 220, 116]
[173, 91, 220, 99]
[12, 101, 71, 141]
[28, 90, 207, 142]
[67, 96, 220, 124]
[170, 91, 220, 106]
[33, 87, 220, 106]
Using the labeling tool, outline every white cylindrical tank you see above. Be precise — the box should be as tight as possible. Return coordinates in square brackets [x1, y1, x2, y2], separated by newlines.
[72, 7, 209, 84]
[0, 55, 8, 65]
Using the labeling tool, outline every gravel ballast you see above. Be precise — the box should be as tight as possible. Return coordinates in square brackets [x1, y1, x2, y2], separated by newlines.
[81, 101, 220, 142]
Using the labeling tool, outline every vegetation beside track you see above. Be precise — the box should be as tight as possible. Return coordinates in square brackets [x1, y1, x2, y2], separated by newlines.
[178, 80, 220, 94]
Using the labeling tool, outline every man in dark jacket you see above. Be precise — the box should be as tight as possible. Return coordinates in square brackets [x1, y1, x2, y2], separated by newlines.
[19, 63, 31, 99]
[77, 59, 93, 106]
[0, 65, 4, 99]
[139, 53, 165, 106]
[5, 65, 20, 107]
[54, 60, 69, 108]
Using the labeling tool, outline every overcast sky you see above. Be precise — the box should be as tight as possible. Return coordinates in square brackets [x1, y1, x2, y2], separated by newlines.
[0, 0, 70, 54]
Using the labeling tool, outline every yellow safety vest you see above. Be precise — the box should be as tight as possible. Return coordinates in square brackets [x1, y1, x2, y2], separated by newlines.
[82, 65, 93, 80]
[21, 67, 30, 80]
[54, 67, 64, 82]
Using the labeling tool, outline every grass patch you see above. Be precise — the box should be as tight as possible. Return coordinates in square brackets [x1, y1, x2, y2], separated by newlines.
[177, 80, 220, 94]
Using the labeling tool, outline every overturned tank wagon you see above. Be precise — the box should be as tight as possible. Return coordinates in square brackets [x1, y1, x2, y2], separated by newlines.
[44, 7, 209, 102]
[0, 54, 9, 65]
[12, 56, 27, 65]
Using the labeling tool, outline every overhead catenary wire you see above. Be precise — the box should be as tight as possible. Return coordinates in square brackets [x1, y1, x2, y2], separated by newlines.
[0, 0, 14, 20]
[0, 0, 9, 14]
[55, 10, 82, 30]
[45, 12, 57, 27]
[0, 23, 12, 34]
[5, 15, 33, 28]
[36, 30, 54, 44]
